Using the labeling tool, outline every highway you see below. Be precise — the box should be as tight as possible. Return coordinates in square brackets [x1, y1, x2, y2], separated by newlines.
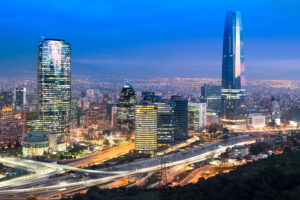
[69, 142, 135, 168]
[0, 135, 256, 198]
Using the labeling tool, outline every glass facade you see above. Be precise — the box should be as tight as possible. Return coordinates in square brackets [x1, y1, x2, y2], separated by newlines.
[221, 88, 246, 120]
[117, 83, 137, 131]
[222, 11, 245, 89]
[0, 91, 13, 107]
[155, 102, 175, 144]
[200, 84, 222, 114]
[135, 103, 157, 153]
[188, 102, 207, 131]
[37, 39, 71, 135]
[221, 12, 246, 128]
[170, 95, 188, 139]
[14, 87, 26, 107]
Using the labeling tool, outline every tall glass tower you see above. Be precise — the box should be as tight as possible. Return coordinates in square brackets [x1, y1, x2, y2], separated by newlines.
[221, 12, 246, 129]
[222, 11, 245, 89]
[117, 83, 137, 131]
[37, 39, 71, 135]
[170, 95, 188, 139]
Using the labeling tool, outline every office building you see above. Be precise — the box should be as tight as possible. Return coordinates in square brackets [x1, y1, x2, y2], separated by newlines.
[0, 105, 13, 120]
[110, 104, 118, 129]
[135, 102, 157, 153]
[142, 92, 161, 102]
[117, 83, 137, 131]
[188, 102, 207, 131]
[25, 111, 42, 133]
[85, 103, 106, 128]
[0, 91, 13, 107]
[247, 113, 266, 129]
[271, 100, 281, 126]
[70, 99, 79, 129]
[200, 84, 222, 114]
[170, 95, 188, 139]
[221, 11, 246, 129]
[37, 39, 71, 136]
[14, 88, 26, 107]
[155, 101, 175, 144]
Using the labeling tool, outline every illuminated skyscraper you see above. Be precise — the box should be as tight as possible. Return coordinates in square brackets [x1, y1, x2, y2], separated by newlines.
[135, 102, 157, 153]
[37, 39, 71, 135]
[117, 83, 137, 131]
[221, 12, 246, 129]
[222, 11, 245, 89]
[155, 101, 175, 144]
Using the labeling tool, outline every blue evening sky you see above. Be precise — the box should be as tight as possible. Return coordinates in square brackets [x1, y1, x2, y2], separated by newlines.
[0, 0, 300, 79]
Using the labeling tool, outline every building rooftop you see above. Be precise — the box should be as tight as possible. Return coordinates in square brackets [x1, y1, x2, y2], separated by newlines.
[23, 131, 51, 143]
[233, 145, 248, 150]
[123, 83, 133, 89]
[44, 38, 65, 41]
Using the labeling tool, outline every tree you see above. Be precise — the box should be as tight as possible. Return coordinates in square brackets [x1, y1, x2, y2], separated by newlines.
[43, 150, 49, 158]
[283, 146, 293, 154]
[222, 128, 229, 134]
[208, 124, 218, 138]
[0, 146, 5, 153]
[15, 140, 21, 149]
[26, 195, 37, 200]
[103, 139, 110, 146]
[220, 151, 230, 164]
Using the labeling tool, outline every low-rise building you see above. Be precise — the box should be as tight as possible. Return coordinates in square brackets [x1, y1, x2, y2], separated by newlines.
[22, 131, 66, 156]
[0, 105, 13, 120]
[247, 113, 265, 129]
[232, 145, 249, 156]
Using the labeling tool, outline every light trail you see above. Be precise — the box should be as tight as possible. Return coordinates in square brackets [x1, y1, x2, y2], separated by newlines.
[0, 136, 256, 196]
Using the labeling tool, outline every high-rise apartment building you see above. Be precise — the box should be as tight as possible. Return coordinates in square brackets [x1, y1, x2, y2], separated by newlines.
[221, 11, 246, 129]
[37, 39, 71, 135]
[135, 102, 157, 153]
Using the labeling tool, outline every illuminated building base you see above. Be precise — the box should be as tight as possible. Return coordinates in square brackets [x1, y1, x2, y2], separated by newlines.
[221, 118, 246, 130]
[135, 150, 155, 154]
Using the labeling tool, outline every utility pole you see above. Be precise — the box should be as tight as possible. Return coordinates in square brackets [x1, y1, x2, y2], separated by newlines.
[160, 156, 167, 186]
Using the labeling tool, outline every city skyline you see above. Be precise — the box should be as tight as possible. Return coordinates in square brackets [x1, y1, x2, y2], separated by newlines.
[1, 1, 300, 80]
[0, 3, 300, 199]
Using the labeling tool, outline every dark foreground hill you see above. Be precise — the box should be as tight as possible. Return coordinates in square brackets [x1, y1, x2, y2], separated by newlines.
[63, 151, 300, 200]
